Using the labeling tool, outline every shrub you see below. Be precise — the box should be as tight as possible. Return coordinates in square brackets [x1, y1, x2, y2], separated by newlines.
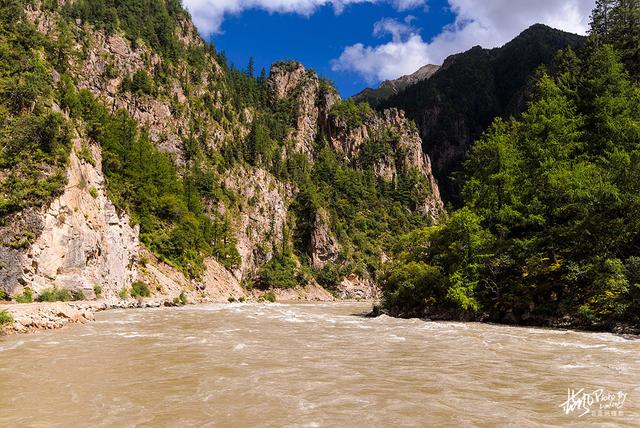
[179, 291, 188, 305]
[329, 99, 374, 128]
[316, 262, 345, 291]
[0, 289, 9, 301]
[131, 281, 151, 298]
[118, 288, 130, 300]
[71, 289, 86, 301]
[15, 288, 33, 303]
[77, 143, 95, 166]
[0, 310, 14, 326]
[173, 291, 188, 306]
[260, 291, 277, 303]
[89, 187, 98, 198]
[256, 254, 301, 289]
[36, 287, 84, 302]
[93, 285, 102, 298]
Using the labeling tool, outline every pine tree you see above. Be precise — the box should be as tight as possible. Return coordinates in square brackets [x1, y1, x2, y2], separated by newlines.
[589, 0, 640, 76]
[590, 0, 616, 40]
[247, 56, 255, 78]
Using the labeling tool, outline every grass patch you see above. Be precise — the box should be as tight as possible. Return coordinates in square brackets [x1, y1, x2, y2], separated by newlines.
[0, 310, 13, 326]
[15, 288, 33, 303]
[36, 287, 85, 302]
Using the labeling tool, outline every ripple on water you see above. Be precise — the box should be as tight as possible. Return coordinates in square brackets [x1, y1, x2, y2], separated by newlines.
[0, 302, 639, 428]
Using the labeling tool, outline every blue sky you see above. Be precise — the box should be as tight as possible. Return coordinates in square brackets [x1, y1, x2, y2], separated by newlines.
[182, 0, 595, 97]
[209, 1, 454, 96]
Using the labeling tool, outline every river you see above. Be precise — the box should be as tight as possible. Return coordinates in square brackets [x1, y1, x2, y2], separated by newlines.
[0, 302, 638, 427]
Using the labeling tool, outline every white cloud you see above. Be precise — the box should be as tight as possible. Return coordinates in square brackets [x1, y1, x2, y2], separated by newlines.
[182, 0, 428, 36]
[332, 0, 596, 82]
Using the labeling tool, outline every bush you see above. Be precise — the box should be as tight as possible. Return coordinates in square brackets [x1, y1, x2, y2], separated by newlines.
[173, 291, 188, 306]
[329, 100, 374, 128]
[131, 281, 151, 298]
[256, 254, 301, 289]
[316, 262, 345, 291]
[0, 289, 9, 301]
[0, 310, 13, 326]
[36, 287, 84, 302]
[15, 288, 33, 303]
[71, 289, 86, 301]
[260, 291, 277, 303]
[93, 285, 102, 298]
[118, 288, 130, 300]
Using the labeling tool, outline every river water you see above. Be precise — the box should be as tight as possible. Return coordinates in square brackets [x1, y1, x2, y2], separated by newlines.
[0, 302, 638, 427]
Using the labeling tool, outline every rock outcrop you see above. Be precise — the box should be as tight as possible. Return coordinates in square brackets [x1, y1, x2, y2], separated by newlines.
[268, 62, 339, 157]
[26, 5, 241, 164]
[309, 209, 341, 270]
[2, 4, 445, 309]
[0, 137, 139, 299]
[267, 62, 444, 222]
[336, 274, 380, 301]
[219, 166, 292, 278]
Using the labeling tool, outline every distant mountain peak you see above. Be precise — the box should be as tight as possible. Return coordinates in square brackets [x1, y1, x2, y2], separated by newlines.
[352, 64, 440, 106]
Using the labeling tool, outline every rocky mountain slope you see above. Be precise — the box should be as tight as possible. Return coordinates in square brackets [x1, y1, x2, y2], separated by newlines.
[0, 0, 442, 304]
[379, 24, 585, 202]
[353, 64, 440, 107]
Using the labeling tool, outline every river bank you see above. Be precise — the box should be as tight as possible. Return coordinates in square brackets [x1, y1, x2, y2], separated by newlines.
[0, 282, 377, 336]
[372, 305, 640, 336]
[0, 299, 180, 335]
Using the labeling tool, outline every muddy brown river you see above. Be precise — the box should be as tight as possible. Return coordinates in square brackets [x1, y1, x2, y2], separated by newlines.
[0, 302, 638, 427]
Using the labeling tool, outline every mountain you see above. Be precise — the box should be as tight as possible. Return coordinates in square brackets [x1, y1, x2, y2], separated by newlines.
[379, 24, 585, 202]
[352, 64, 440, 107]
[0, 1, 442, 303]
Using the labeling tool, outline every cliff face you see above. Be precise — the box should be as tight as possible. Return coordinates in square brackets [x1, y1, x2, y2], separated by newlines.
[268, 62, 444, 222]
[268, 62, 340, 158]
[0, 2, 443, 302]
[327, 107, 443, 220]
[0, 137, 139, 299]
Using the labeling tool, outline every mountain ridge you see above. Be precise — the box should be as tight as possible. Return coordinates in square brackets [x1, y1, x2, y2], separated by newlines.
[352, 64, 441, 106]
[379, 23, 585, 202]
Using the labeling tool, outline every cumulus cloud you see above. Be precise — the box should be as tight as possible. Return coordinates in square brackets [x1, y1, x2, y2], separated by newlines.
[182, 0, 428, 35]
[332, 0, 596, 82]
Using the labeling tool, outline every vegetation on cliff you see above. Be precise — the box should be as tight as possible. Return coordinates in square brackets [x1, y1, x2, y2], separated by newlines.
[1, 0, 439, 298]
[382, 1, 640, 329]
[381, 24, 585, 203]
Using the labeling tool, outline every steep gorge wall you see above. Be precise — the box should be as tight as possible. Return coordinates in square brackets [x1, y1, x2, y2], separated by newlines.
[1, 3, 444, 302]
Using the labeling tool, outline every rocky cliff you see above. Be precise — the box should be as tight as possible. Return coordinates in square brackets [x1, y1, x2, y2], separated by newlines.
[0, 1, 443, 304]
[0, 134, 138, 299]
